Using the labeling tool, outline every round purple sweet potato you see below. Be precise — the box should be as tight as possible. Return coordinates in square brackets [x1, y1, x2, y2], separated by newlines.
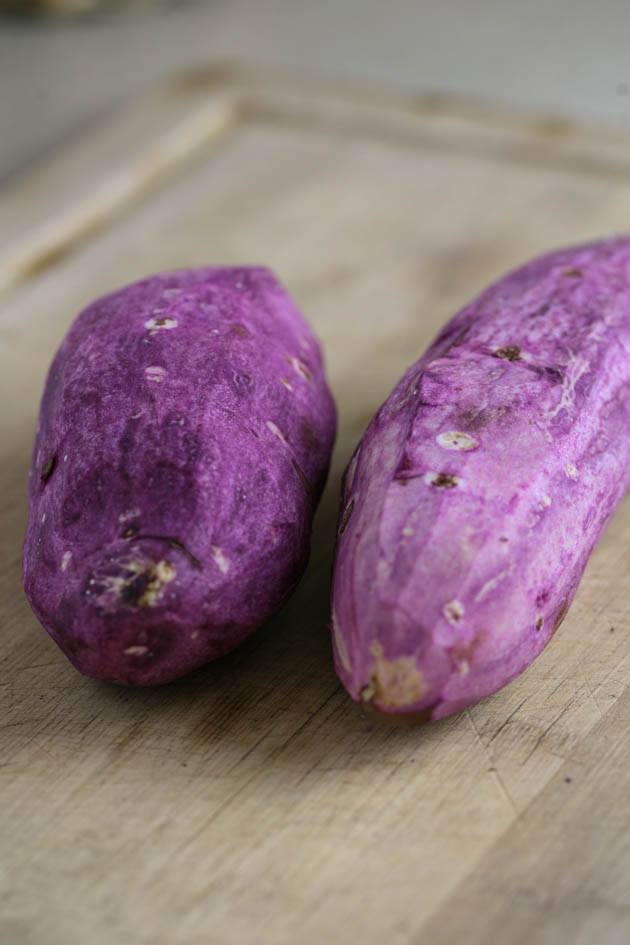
[332, 236, 630, 721]
[23, 267, 336, 684]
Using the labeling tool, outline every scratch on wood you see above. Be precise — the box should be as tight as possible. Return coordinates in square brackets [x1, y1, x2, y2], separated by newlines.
[581, 671, 604, 719]
[487, 697, 528, 745]
[522, 698, 577, 765]
[465, 709, 519, 818]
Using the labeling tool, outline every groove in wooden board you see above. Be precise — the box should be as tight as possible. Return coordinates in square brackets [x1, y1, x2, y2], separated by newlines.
[244, 94, 630, 185]
[3, 68, 630, 945]
[0, 91, 238, 296]
[4, 66, 630, 300]
[175, 62, 630, 149]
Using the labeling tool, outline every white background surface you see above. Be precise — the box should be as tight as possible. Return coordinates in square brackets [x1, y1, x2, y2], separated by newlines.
[2, 0, 630, 180]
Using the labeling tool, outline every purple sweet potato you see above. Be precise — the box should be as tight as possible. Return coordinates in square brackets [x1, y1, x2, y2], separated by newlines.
[23, 267, 336, 684]
[332, 236, 630, 721]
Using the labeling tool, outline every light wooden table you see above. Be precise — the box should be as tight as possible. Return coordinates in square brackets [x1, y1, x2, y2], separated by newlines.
[2, 66, 630, 945]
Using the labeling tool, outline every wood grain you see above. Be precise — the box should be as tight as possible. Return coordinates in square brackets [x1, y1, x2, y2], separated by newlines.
[2, 67, 630, 945]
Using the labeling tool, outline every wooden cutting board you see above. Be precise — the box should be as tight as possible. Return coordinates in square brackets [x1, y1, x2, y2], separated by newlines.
[3, 65, 630, 945]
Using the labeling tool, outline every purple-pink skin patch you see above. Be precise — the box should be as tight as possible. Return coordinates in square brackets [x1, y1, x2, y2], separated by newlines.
[23, 267, 336, 684]
[332, 236, 630, 721]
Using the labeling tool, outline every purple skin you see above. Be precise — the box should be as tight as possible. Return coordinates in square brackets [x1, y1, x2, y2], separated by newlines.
[332, 236, 630, 721]
[23, 267, 336, 684]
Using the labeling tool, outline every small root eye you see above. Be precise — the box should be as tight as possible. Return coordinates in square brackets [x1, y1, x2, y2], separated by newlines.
[431, 473, 458, 489]
[494, 346, 522, 361]
[41, 455, 57, 484]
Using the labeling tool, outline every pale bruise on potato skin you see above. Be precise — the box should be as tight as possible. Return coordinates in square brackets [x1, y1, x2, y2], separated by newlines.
[23, 267, 336, 684]
[332, 237, 630, 721]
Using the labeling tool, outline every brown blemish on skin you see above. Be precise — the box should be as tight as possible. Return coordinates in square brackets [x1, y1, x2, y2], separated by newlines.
[431, 473, 458, 489]
[41, 454, 57, 484]
[564, 268, 583, 278]
[553, 598, 571, 632]
[499, 536, 509, 543]
[338, 497, 355, 535]
[291, 458, 312, 495]
[444, 600, 464, 624]
[122, 526, 139, 540]
[88, 558, 175, 611]
[494, 345, 522, 362]
[454, 408, 488, 432]
[535, 616, 544, 631]
[363, 642, 426, 709]
[231, 323, 250, 338]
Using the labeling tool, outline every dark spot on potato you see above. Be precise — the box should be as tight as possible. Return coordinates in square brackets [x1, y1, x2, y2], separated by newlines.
[62, 508, 82, 527]
[542, 365, 565, 384]
[122, 526, 138, 540]
[431, 473, 458, 489]
[552, 598, 571, 632]
[166, 537, 202, 570]
[232, 371, 254, 396]
[120, 571, 153, 607]
[291, 458, 312, 495]
[134, 534, 202, 570]
[528, 302, 551, 320]
[231, 323, 250, 338]
[455, 407, 488, 432]
[535, 616, 544, 631]
[494, 345, 522, 362]
[564, 268, 583, 278]
[499, 536, 509, 543]
[41, 454, 57, 484]
[299, 418, 320, 453]
[338, 497, 355, 535]
[152, 317, 171, 327]
[536, 588, 550, 607]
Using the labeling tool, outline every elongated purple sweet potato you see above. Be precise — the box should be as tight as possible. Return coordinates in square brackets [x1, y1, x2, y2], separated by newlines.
[24, 267, 336, 684]
[332, 236, 630, 721]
